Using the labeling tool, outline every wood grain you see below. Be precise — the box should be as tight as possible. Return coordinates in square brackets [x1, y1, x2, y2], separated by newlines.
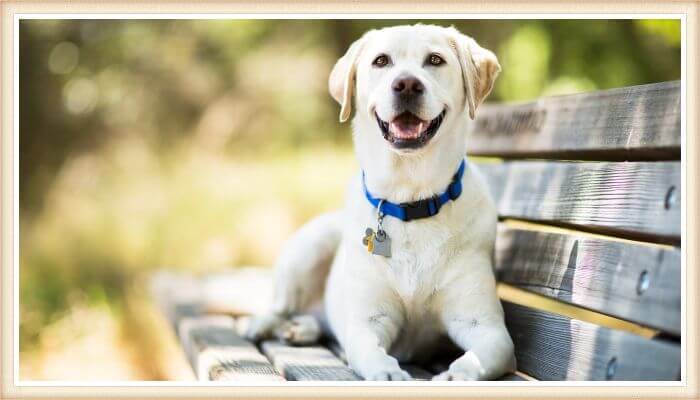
[261, 340, 360, 381]
[495, 226, 681, 335]
[503, 302, 681, 381]
[178, 315, 284, 381]
[467, 81, 680, 161]
[480, 161, 680, 243]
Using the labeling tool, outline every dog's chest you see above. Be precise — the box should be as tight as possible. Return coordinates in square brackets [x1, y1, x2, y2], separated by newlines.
[372, 219, 465, 361]
[382, 223, 452, 360]
[379, 217, 461, 303]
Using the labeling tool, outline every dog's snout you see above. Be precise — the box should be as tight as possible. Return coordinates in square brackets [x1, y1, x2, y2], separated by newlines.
[392, 75, 424, 97]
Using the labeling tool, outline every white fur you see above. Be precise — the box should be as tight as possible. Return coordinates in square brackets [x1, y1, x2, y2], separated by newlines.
[246, 24, 515, 381]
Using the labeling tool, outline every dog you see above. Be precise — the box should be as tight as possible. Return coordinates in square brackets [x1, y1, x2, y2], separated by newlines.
[245, 24, 516, 381]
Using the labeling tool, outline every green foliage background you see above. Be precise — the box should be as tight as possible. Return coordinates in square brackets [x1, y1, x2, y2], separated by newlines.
[18, 19, 680, 378]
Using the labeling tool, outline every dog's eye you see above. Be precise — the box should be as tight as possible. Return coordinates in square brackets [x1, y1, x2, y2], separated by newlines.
[372, 54, 390, 68]
[427, 53, 445, 66]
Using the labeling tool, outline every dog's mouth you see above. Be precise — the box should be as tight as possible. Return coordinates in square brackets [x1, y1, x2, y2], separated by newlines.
[376, 109, 447, 149]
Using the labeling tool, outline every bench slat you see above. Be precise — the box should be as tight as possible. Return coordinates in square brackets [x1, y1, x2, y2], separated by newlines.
[503, 302, 681, 381]
[179, 316, 284, 381]
[150, 271, 204, 329]
[261, 340, 360, 381]
[499, 373, 528, 381]
[480, 161, 680, 243]
[496, 226, 681, 335]
[467, 81, 680, 161]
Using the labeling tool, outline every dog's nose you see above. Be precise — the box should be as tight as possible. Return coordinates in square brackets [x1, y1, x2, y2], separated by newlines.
[392, 75, 424, 96]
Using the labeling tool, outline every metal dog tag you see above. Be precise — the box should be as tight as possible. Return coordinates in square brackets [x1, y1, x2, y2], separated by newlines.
[362, 227, 375, 252]
[362, 200, 391, 258]
[371, 229, 392, 257]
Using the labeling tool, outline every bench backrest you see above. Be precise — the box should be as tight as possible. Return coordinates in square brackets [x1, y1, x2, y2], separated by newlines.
[468, 81, 682, 381]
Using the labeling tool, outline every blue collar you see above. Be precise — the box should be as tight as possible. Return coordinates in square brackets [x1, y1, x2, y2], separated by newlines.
[362, 159, 466, 222]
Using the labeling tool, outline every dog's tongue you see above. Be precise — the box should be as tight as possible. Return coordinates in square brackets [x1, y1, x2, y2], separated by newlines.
[390, 113, 425, 139]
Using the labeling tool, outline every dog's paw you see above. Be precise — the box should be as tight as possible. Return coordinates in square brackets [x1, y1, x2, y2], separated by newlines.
[431, 352, 482, 381]
[358, 357, 413, 381]
[275, 315, 321, 345]
[432, 370, 478, 381]
[244, 313, 283, 342]
[366, 367, 412, 381]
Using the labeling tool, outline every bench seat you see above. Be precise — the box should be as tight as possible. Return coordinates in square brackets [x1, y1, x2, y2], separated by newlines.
[149, 81, 681, 381]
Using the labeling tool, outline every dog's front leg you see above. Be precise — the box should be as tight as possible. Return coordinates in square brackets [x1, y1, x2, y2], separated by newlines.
[433, 265, 515, 380]
[344, 321, 412, 380]
[434, 317, 515, 380]
[340, 297, 411, 381]
[245, 212, 342, 345]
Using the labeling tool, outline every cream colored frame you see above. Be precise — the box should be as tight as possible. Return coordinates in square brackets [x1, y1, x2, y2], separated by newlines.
[1, 2, 697, 399]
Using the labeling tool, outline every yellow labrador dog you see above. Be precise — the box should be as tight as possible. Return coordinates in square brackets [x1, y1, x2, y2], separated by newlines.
[246, 24, 515, 381]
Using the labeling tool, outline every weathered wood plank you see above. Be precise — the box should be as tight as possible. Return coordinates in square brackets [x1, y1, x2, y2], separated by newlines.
[151, 268, 275, 318]
[495, 226, 681, 335]
[499, 373, 527, 381]
[261, 340, 360, 381]
[467, 81, 680, 161]
[201, 267, 274, 316]
[150, 271, 205, 329]
[179, 315, 284, 381]
[480, 161, 680, 243]
[503, 302, 681, 381]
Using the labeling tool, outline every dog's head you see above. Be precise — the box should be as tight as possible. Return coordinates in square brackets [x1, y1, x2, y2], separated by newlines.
[329, 24, 500, 154]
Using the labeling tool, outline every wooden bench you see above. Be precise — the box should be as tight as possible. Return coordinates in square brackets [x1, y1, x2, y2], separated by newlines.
[150, 81, 681, 381]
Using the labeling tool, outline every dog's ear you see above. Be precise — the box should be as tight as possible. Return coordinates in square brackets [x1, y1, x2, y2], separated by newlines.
[449, 30, 501, 120]
[329, 32, 371, 123]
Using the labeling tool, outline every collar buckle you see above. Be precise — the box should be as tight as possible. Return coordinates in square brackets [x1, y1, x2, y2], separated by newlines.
[362, 158, 467, 222]
[401, 195, 440, 220]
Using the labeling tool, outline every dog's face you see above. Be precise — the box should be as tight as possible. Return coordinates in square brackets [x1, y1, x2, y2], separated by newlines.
[329, 25, 500, 154]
